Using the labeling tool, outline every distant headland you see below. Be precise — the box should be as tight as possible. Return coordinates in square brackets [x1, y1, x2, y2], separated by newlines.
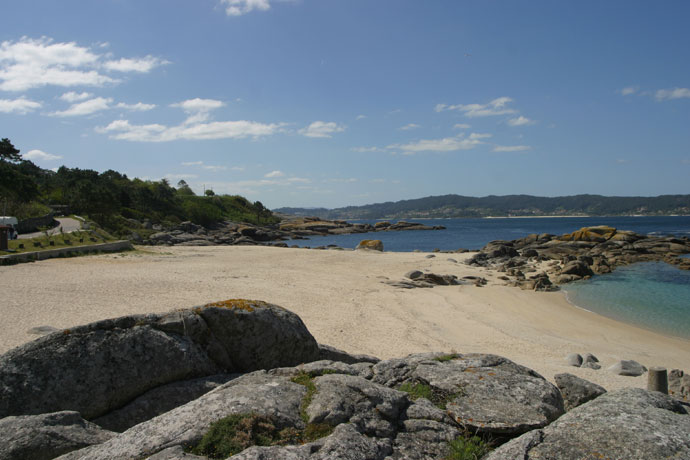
[275, 194, 690, 220]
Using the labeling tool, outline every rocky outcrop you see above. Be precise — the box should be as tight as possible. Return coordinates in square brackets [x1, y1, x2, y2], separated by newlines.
[467, 226, 690, 289]
[669, 369, 690, 402]
[356, 239, 384, 251]
[608, 359, 648, 376]
[370, 353, 564, 437]
[0, 412, 114, 460]
[485, 388, 690, 460]
[141, 217, 444, 247]
[554, 373, 607, 411]
[0, 300, 319, 420]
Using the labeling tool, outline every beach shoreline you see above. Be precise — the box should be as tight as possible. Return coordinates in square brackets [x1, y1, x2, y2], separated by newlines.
[1, 245, 688, 392]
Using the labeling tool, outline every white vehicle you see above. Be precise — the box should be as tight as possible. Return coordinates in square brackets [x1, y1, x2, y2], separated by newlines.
[0, 216, 18, 239]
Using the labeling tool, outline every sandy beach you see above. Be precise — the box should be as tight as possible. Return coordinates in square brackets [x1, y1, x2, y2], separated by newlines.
[2, 245, 688, 391]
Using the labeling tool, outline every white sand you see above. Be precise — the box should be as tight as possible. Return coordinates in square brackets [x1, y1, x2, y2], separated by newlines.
[2, 245, 688, 391]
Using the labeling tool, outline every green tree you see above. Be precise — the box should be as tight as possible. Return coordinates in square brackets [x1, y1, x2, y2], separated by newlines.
[0, 138, 21, 163]
[205, 189, 215, 197]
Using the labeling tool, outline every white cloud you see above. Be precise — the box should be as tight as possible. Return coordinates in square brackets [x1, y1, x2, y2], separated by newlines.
[116, 102, 156, 111]
[435, 97, 516, 117]
[181, 161, 229, 172]
[0, 37, 166, 91]
[59, 91, 92, 102]
[356, 114, 367, 120]
[399, 123, 420, 131]
[389, 136, 482, 154]
[103, 56, 169, 73]
[619, 86, 639, 96]
[24, 149, 62, 161]
[453, 123, 470, 130]
[351, 146, 384, 153]
[469, 132, 492, 140]
[655, 87, 690, 101]
[492, 145, 531, 152]
[220, 0, 271, 16]
[264, 170, 285, 178]
[299, 121, 346, 138]
[181, 161, 203, 166]
[171, 98, 225, 113]
[51, 97, 112, 117]
[507, 116, 534, 126]
[97, 117, 284, 142]
[327, 177, 358, 183]
[0, 97, 41, 114]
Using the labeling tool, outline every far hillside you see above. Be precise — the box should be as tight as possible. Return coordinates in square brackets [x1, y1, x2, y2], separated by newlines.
[276, 194, 690, 220]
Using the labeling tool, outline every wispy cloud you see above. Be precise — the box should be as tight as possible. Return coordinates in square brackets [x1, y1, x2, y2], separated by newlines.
[492, 145, 531, 152]
[116, 102, 156, 111]
[453, 123, 471, 130]
[264, 170, 285, 178]
[220, 0, 271, 16]
[103, 56, 169, 73]
[0, 97, 41, 114]
[97, 118, 284, 142]
[355, 114, 367, 120]
[351, 146, 385, 153]
[0, 37, 166, 91]
[399, 123, 420, 131]
[171, 98, 225, 112]
[389, 135, 483, 155]
[51, 97, 113, 117]
[655, 87, 690, 101]
[299, 121, 346, 138]
[59, 91, 92, 102]
[181, 161, 232, 172]
[619, 86, 639, 96]
[507, 116, 534, 126]
[435, 97, 516, 117]
[24, 149, 62, 161]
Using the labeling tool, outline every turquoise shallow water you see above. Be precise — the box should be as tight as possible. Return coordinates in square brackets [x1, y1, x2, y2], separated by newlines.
[562, 262, 690, 339]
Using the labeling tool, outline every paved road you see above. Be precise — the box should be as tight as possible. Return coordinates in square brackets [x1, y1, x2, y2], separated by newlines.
[18, 217, 83, 239]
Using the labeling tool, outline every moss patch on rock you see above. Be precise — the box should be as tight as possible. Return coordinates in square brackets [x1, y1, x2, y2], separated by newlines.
[202, 299, 270, 312]
[399, 379, 463, 410]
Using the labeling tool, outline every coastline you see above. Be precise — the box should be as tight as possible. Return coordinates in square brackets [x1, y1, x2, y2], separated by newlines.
[1, 245, 688, 392]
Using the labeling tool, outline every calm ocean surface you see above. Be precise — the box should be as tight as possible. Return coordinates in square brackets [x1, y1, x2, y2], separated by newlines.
[286, 216, 690, 339]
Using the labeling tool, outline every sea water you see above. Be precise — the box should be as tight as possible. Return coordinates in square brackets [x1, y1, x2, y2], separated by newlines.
[562, 262, 690, 339]
[285, 216, 690, 338]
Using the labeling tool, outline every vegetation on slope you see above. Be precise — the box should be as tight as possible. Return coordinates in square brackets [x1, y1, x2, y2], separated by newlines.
[0, 138, 277, 237]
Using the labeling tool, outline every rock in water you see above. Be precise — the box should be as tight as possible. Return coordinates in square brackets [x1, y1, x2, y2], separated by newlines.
[356, 239, 384, 251]
[484, 388, 690, 460]
[554, 373, 606, 411]
[0, 411, 115, 460]
[0, 300, 320, 420]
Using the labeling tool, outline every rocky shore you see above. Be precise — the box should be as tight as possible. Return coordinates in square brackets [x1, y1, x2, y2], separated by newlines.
[467, 225, 690, 291]
[136, 217, 444, 248]
[1, 300, 688, 460]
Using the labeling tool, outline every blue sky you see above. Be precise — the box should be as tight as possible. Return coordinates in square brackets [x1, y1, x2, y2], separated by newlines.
[2, 1, 689, 208]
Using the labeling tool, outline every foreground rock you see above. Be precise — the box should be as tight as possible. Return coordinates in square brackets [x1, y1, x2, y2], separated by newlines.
[0, 300, 319, 420]
[467, 226, 690, 289]
[2, 303, 688, 459]
[0, 412, 114, 460]
[485, 388, 690, 459]
[554, 373, 607, 411]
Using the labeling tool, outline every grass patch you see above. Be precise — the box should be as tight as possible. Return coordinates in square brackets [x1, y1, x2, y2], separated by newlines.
[0, 231, 113, 256]
[189, 412, 334, 458]
[399, 380, 463, 410]
[445, 434, 493, 460]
